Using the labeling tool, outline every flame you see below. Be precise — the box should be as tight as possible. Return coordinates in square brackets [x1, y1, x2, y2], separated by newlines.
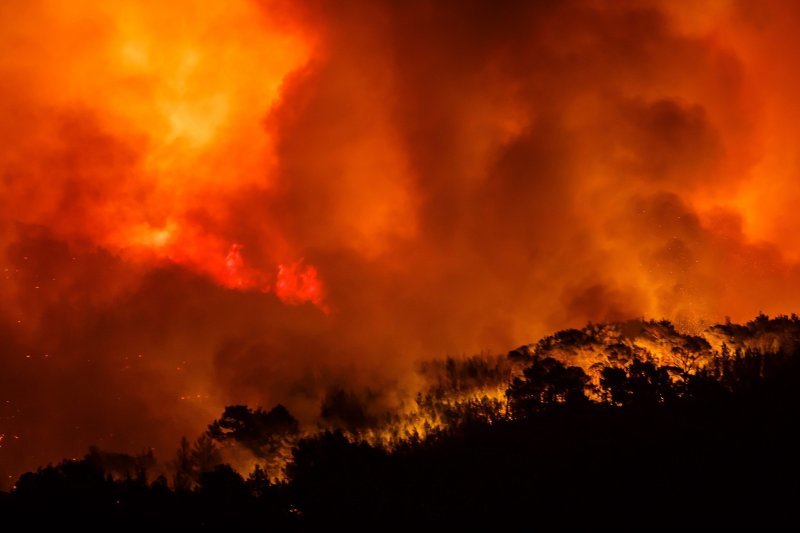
[0, 0, 325, 308]
[10, 0, 800, 489]
[276, 260, 326, 309]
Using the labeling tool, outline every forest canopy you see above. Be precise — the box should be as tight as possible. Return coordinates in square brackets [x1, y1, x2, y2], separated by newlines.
[3, 314, 799, 528]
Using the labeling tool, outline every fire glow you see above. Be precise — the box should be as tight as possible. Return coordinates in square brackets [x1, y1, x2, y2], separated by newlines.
[5, 0, 800, 488]
[1, 0, 323, 307]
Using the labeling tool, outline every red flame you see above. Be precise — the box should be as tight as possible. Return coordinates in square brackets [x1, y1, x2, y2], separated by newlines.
[276, 260, 326, 311]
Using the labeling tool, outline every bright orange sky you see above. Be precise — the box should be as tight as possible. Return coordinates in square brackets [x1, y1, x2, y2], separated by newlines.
[3, 0, 800, 485]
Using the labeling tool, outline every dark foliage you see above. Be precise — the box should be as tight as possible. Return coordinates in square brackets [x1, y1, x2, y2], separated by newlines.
[3, 449, 297, 529]
[207, 403, 299, 459]
[506, 355, 590, 415]
[4, 318, 800, 529]
[599, 358, 676, 406]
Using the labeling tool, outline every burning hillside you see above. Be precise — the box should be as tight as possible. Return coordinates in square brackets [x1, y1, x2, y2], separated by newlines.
[4, 0, 800, 505]
[5, 312, 800, 529]
[187, 313, 800, 481]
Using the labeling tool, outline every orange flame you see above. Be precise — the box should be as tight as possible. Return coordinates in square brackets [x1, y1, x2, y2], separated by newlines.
[0, 0, 325, 309]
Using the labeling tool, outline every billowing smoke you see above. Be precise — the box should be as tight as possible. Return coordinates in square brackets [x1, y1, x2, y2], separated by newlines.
[3, 0, 800, 485]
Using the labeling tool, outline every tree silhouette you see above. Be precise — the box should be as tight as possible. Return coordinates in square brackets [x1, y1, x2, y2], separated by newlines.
[191, 434, 222, 475]
[171, 436, 194, 491]
[169, 435, 222, 490]
[208, 405, 298, 451]
[246, 464, 270, 497]
[506, 356, 589, 416]
[208, 404, 299, 479]
[197, 464, 248, 500]
[599, 358, 677, 406]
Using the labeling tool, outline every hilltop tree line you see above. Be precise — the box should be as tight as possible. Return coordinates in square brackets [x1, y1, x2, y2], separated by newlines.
[3, 316, 800, 528]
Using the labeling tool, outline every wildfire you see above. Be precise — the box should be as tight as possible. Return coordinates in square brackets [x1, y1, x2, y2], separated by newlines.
[276, 260, 326, 310]
[8, 0, 800, 493]
[0, 0, 326, 309]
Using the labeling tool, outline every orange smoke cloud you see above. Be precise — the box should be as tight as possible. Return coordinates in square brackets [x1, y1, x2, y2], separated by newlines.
[0, 0, 322, 306]
[4, 0, 800, 486]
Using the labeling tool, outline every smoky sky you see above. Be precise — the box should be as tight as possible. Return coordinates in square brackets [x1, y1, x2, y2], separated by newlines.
[2, 0, 800, 484]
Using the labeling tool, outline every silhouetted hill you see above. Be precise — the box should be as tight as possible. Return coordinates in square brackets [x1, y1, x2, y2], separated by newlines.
[3, 315, 800, 529]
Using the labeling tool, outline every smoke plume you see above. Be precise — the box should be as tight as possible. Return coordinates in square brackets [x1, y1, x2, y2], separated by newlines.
[3, 0, 800, 484]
